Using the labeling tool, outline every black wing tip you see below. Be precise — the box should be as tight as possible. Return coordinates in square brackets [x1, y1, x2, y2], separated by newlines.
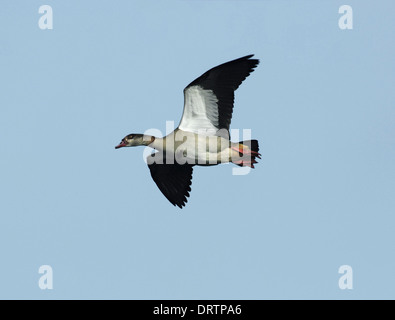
[232, 54, 260, 66]
[172, 194, 189, 209]
[216, 54, 260, 78]
[162, 190, 190, 209]
[185, 54, 260, 89]
[173, 178, 192, 209]
[174, 199, 187, 209]
[163, 184, 192, 209]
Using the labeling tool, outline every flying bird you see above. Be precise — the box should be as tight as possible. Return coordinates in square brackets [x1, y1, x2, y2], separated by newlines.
[115, 55, 261, 208]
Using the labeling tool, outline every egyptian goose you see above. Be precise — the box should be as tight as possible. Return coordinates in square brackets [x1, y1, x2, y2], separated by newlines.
[115, 55, 261, 208]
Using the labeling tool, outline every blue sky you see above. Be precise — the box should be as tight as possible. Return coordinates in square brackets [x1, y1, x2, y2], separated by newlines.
[0, 0, 394, 299]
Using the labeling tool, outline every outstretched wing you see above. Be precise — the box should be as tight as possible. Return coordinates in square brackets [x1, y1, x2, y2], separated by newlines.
[178, 55, 259, 136]
[147, 154, 194, 208]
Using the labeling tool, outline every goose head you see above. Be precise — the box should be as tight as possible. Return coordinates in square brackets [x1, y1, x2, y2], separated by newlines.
[115, 134, 154, 149]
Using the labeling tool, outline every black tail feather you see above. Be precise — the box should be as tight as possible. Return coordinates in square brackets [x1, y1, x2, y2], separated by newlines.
[234, 140, 261, 168]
